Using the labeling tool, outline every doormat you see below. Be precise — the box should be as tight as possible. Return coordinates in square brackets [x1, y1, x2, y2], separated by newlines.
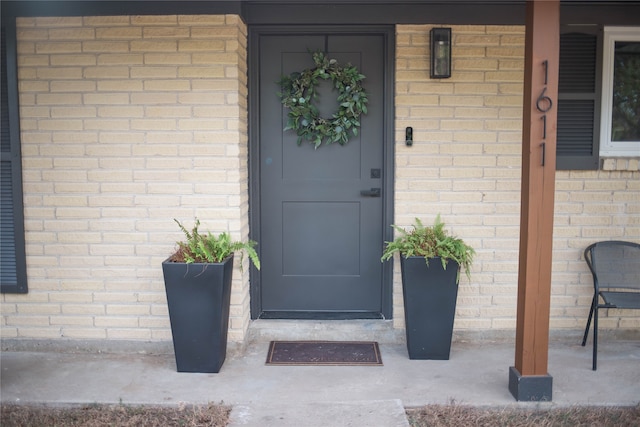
[265, 341, 383, 366]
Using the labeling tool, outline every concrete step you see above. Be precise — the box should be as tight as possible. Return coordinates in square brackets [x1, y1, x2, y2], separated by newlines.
[247, 319, 404, 344]
[229, 399, 410, 427]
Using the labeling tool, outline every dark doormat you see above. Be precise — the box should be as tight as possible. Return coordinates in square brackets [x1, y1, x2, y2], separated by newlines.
[265, 341, 383, 366]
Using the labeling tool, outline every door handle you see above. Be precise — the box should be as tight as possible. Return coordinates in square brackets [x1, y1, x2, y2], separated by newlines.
[360, 188, 381, 197]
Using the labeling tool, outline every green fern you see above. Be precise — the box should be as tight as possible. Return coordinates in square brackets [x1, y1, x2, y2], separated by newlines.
[381, 214, 474, 282]
[170, 218, 260, 270]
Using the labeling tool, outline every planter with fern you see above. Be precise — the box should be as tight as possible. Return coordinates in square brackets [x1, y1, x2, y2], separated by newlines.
[381, 215, 474, 360]
[162, 219, 260, 373]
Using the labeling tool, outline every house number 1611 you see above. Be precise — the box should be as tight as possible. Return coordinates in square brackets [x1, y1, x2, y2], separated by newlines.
[536, 60, 553, 166]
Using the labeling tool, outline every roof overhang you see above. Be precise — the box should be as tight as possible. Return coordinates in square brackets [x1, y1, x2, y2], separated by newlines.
[2, 1, 639, 26]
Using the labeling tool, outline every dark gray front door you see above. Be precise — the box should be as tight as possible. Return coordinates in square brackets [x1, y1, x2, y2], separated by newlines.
[257, 33, 388, 318]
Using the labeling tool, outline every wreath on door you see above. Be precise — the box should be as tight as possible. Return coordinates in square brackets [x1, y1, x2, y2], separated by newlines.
[278, 51, 369, 149]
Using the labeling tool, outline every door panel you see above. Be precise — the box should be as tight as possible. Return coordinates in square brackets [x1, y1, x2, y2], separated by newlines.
[258, 34, 385, 317]
[282, 202, 360, 276]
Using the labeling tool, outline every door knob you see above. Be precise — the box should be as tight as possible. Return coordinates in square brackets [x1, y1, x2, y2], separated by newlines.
[360, 188, 381, 197]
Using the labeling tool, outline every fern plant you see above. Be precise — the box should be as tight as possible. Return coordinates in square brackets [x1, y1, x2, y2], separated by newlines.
[168, 218, 260, 270]
[381, 215, 474, 281]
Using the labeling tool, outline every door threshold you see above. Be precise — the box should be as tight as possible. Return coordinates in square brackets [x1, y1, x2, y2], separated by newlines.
[259, 311, 384, 320]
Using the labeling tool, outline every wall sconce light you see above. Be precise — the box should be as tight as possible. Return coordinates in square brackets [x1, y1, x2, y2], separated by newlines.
[430, 27, 452, 79]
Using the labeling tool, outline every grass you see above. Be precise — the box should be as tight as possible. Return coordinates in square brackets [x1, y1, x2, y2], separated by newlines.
[3, 402, 639, 426]
[0, 402, 231, 427]
[406, 403, 640, 427]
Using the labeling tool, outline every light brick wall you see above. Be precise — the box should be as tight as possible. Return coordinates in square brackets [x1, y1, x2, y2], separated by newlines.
[2, 21, 638, 345]
[1, 15, 251, 343]
[395, 25, 640, 332]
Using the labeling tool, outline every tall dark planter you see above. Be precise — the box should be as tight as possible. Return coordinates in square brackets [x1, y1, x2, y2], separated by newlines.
[162, 254, 234, 373]
[400, 256, 459, 360]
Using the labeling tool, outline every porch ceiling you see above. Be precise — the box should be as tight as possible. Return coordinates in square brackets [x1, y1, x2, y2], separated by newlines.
[2, 0, 639, 27]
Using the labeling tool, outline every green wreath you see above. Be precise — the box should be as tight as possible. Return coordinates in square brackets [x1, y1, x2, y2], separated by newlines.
[278, 51, 369, 149]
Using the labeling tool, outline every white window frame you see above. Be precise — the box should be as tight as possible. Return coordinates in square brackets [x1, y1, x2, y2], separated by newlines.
[599, 27, 640, 157]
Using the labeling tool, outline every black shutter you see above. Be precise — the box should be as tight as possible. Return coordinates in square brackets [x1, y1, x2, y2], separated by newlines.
[1, 22, 28, 293]
[556, 30, 601, 170]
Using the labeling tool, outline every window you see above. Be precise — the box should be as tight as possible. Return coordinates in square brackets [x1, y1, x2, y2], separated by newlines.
[557, 26, 640, 170]
[600, 27, 640, 157]
[1, 20, 28, 294]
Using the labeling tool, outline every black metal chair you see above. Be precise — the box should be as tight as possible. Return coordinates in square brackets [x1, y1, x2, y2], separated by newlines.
[581, 241, 640, 370]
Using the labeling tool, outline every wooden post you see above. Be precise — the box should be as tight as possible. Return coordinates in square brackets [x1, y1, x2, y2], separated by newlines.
[509, 0, 559, 402]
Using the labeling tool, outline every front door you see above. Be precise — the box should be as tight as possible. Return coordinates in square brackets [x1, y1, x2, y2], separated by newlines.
[254, 31, 390, 319]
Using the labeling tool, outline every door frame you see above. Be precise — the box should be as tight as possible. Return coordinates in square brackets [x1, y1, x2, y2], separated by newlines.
[248, 25, 396, 320]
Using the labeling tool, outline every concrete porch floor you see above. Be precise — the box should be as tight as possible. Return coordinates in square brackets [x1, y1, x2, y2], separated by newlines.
[1, 325, 639, 426]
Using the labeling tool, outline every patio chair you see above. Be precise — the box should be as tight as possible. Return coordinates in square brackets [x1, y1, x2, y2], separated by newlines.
[581, 240, 640, 370]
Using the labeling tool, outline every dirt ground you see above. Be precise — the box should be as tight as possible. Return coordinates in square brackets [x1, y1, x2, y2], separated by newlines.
[406, 403, 640, 427]
[2, 402, 639, 427]
[0, 402, 230, 427]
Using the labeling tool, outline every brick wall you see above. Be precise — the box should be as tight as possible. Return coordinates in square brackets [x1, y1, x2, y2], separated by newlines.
[2, 20, 638, 346]
[1, 15, 251, 343]
[395, 25, 640, 333]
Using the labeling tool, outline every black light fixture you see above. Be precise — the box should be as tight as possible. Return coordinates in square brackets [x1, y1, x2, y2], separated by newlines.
[430, 28, 452, 79]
